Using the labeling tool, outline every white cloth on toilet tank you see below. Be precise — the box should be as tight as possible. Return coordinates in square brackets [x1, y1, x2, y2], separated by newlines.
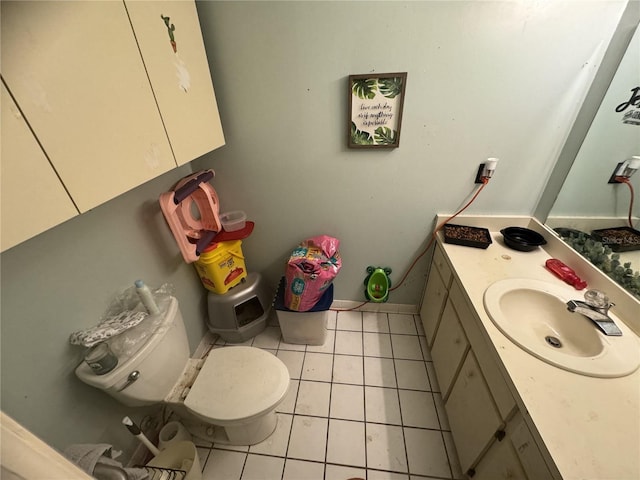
[69, 310, 148, 347]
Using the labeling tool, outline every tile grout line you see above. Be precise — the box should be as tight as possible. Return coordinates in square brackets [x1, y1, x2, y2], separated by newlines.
[366, 314, 386, 474]
[361, 311, 370, 480]
[415, 313, 455, 480]
[359, 310, 368, 478]
[388, 313, 412, 477]
[366, 312, 389, 478]
[323, 310, 339, 479]
[277, 328, 305, 480]
[280, 393, 299, 478]
[237, 448, 249, 480]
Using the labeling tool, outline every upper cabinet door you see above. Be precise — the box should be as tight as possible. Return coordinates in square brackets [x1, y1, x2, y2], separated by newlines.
[1, 83, 78, 252]
[1, 1, 176, 212]
[124, 1, 225, 165]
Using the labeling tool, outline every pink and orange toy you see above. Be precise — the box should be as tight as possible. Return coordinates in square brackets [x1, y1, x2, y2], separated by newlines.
[159, 169, 222, 263]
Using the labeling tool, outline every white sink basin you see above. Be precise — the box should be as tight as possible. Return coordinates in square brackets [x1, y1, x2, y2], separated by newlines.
[484, 279, 640, 378]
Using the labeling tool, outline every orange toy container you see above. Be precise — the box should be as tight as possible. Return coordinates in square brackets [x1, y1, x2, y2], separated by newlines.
[194, 240, 247, 294]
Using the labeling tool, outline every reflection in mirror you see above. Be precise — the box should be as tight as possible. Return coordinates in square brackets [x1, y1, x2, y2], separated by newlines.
[546, 24, 639, 300]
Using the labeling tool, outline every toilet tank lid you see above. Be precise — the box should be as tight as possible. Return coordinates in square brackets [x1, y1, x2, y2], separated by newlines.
[75, 297, 179, 388]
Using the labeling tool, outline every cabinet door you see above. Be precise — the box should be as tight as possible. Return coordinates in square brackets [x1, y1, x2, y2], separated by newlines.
[124, 1, 225, 165]
[445, 351, 503, 474]
[432, 244, 453, 286]
[430, 299, 469, 397]
[449, 282, 516, 421]
[510, 415, 554, 479]
[472, 437, 527, 480]
[419, 264, 448, 346]
[1, 83, 78, 251]
[1, 1, 176, 212]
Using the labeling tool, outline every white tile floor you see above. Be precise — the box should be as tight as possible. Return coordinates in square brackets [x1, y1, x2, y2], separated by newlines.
[194, 310, 463, 480]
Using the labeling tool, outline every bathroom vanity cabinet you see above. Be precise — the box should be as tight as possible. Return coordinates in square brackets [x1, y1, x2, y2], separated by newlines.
[422, 216, 640, 480]
[421, 243, 555, 479]
[420, 245, 452, 345]
[1, 1, 224, 251]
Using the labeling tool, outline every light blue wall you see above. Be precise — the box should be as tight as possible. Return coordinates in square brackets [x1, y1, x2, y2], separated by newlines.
[193, 0, 626, 304]
[0, 0, 627, 462]
[0, 166, 208, 456]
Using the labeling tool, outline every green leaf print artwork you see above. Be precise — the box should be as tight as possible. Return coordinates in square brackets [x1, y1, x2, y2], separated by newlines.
[378, 77, 404, 99]
[348, 73, 406, 148]
[374, 127, 397, 145]
[351, 122, 374, 145]
[352, 79, 377, 99]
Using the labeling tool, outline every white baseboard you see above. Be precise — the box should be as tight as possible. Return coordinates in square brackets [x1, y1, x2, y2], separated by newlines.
[330, 300, 419, 314]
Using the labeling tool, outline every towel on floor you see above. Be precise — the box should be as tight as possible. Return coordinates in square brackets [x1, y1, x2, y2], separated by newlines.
[64, 443, 148, 480]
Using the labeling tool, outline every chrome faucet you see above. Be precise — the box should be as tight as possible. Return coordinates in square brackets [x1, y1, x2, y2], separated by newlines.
[566, 290, 622, 336]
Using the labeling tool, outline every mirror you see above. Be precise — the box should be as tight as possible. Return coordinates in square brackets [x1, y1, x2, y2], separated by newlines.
[544, 20, 639, 300]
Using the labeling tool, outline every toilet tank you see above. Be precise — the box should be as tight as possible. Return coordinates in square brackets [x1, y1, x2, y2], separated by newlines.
[75, 296, 191, 407]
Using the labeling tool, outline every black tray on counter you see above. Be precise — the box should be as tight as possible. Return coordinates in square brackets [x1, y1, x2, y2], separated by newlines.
[591, 227, 640, 252]
[443, 224, 492, 249]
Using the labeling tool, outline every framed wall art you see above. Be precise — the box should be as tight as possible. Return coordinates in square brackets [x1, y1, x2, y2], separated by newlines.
[348, 72, 407, 149]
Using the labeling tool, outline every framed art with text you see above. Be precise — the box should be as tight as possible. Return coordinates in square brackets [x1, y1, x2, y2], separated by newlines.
[348, 72, 407, 149]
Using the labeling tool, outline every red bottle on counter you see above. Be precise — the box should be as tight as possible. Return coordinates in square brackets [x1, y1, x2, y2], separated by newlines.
[545, 259, 587, 290]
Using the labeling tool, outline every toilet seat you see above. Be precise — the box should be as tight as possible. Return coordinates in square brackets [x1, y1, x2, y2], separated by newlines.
[184, 346, 289, 426]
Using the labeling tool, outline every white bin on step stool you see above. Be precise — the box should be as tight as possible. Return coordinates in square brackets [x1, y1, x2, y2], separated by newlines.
[275, 278, 333, 345]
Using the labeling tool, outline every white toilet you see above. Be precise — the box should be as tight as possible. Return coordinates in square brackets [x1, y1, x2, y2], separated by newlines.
[75, 296, 290, 445]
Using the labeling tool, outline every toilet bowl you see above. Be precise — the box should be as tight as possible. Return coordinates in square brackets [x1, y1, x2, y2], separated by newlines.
[75, 296, 290, 445]
[175, 346, 289, 445]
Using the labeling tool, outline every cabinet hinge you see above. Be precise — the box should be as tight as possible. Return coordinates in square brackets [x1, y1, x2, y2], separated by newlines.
[494, 429, 506, 441]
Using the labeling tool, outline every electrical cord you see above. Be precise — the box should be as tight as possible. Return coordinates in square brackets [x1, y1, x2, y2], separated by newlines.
[331, 177, 490, 311]
[390, 177, 489, 291]
[615, 176, 636, 228]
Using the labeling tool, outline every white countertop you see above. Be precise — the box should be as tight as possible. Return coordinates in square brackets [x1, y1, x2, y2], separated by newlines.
[436, 215, 640, 480]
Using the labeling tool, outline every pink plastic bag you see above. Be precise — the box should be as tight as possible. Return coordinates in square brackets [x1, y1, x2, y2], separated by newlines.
[284, 235, 342, 311]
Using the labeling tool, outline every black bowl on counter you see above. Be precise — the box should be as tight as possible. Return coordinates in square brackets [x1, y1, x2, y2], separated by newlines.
[500, 227, 547, 252]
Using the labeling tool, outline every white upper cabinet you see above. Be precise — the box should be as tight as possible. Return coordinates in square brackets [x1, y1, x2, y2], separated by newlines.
[124, 1, 225, 165]
[1, 83, 79, 251]
[1, 1, 176, 213]
[0, 0, 224, 252]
